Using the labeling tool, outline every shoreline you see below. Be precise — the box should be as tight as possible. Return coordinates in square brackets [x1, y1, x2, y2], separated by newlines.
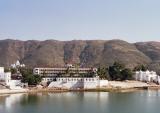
[1, 81, 160, 94]
[0, 86, 160, 95]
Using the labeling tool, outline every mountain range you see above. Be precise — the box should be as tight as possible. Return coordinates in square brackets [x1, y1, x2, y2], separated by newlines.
[0, 39, 160, 74]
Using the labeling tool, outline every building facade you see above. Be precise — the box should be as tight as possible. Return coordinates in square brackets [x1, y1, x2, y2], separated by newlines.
[33, 67, 97, 83]
[0, 67, 24, 89]
[34, 66, 109, 89]
[134, 70, 160, 84]
[48, 76, 108, 89]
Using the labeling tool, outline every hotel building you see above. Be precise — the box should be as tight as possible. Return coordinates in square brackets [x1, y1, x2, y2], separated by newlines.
[33, 67, 98, 83]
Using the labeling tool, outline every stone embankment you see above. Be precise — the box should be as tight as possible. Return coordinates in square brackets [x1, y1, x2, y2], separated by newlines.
[0, 81, 160, 94]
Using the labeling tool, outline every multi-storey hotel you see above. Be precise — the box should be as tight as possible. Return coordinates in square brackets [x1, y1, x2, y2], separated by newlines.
[33, 67, 97, 83]
[34, 65, 109, 89]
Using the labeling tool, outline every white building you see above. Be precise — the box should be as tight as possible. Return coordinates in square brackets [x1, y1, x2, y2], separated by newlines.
[0, 67, 11, 86]
[0, 67, 24, 89]
[48, 76, 108, 89]
[11, 60, 25, 68]
[33, 67, 97, 83]
[134, 70, 160, 84]
[34, 66, 108, 89]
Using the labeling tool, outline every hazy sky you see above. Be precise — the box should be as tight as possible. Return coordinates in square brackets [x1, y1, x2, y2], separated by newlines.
[0, 0, 160, 42]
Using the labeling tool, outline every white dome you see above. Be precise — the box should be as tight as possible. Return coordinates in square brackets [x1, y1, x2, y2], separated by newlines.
[16, 60, 20, 66]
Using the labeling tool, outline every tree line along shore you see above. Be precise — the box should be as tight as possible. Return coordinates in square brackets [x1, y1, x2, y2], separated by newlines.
[0, 61, 159, 94]
[5, 62, 150, 85]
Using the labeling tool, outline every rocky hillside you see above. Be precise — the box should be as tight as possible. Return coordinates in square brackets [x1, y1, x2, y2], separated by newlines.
[135, 42, 160, 62]
[0, 39, 159, 71]
[135, 42, 160, 74]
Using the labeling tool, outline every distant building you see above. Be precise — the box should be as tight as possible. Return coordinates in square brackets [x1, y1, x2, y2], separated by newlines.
[134, 70, 160, 84]
[11, 60, 25, 68]
[65, 64, 74, 68]
[0, 67, 25, 89]
[33, 67, 97, 83]
[0, 67, 11, 86]
[34, 65, 109, 89]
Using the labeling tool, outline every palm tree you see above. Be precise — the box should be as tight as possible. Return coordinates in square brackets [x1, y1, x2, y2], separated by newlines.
[65, 67, 71, 76]
[75, 63, 80, 76]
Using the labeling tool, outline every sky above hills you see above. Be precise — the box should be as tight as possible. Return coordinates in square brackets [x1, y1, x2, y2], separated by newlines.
[0, 0, 160, 42]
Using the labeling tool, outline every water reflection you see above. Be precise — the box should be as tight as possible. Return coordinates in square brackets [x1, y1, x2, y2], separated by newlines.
[0, 91, 160, 113]
[20, 93, 42, 106]
[5, 93, 24, 109]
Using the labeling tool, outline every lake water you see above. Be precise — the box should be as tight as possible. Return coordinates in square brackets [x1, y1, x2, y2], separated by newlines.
[0, 90, 160, 113]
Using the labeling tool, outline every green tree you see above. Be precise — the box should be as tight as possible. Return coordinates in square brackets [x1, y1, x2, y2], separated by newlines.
[134, 65, 148, 71]
[97, 67, 109, 79]
[121, 68, 133, 80]
[109, 62, 133, 81]
[87, 70, 95, 77]
[20, 67, 42, 85]
[109, 62, 124, 80]
[4, 68, 10, 72]
[75, 63, 80, 75]
[10, 68, 17, 74]
[25, 74, 42, 85]
[19, 67, 33, 76]
[65, 67, 70, 76]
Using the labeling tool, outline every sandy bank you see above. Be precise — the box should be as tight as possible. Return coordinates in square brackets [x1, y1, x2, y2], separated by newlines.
[0, 81, 160, 94]
[108, 81, 150, 88]
[0, 89, 28, 94]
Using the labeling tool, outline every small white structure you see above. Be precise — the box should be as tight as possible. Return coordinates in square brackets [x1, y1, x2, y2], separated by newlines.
[0, 67, 23, 89]
[0, 67, 11, 86]
[42, 77, 55, 83]
[11, 60, 25, 68]
[134, 70, 160, 84]
[65, 64, 74, 68]
[48, 76, 108, 89]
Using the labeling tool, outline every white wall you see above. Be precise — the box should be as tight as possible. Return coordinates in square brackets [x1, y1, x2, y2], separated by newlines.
[42, 77, 54, 83]
[135, 70, 159, 83]
[48, 77, 109, 89]
[0, 67, 5, 80]
[99, 80, 109, 87]
[0, 67, 23, 89]
[9, 80, 22, 89]
[0, 67, 4, 73]
[4, 72, 11, 86]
